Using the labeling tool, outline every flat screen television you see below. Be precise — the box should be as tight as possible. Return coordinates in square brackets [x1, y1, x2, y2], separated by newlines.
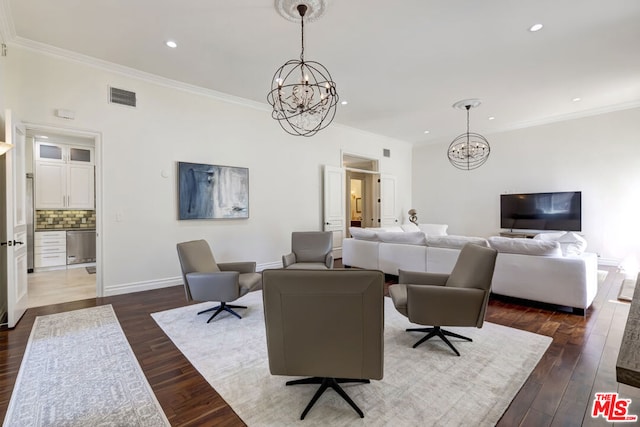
[500, 191, 581, 231]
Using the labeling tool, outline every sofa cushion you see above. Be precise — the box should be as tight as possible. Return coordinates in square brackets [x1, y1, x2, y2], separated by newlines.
[379, 226, 404, 232]
[401, 223, 420, 232]
[488, 236, 562, 256]
[349, 227, 379, 241]
[417, 223, 448, 236]
[426, 235, 489, 249]
[378, 231, 427, 246]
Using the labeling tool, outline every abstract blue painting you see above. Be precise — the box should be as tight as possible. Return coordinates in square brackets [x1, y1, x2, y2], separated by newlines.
[178, 162, 249, 219]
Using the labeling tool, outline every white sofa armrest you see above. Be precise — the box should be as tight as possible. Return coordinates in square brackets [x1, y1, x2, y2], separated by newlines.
[491, 252, 598, 310]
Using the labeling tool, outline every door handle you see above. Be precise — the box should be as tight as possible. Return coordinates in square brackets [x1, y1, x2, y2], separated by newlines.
[325, 222, 330, 225]
[13, 240, 24, 245]
[1, 240, 23, 246]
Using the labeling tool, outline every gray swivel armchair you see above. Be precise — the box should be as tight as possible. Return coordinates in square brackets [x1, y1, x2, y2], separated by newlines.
[389, 243, 497, 356]
[176, 239, 262, 322]
[282, 231, 334, 269]
[262, 269, 384, 420]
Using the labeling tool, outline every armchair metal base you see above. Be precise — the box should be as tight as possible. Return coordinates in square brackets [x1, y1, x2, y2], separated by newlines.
[286, 377, 370, 420]
[198, 303, 247, 322]
[407, 326, 472, 356]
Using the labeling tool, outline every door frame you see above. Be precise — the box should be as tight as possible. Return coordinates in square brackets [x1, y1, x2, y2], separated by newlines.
[342, 151, 381, 230]
[24, 122, 103, 297]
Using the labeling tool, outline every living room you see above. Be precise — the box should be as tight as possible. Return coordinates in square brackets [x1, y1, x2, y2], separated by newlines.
[1, 1, 640, 425]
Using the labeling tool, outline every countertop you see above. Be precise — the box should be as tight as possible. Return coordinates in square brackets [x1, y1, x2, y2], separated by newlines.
[35, 228, 96, 232]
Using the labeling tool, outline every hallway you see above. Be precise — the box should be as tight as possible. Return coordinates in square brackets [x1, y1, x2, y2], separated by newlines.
[27, 267, 95, 308]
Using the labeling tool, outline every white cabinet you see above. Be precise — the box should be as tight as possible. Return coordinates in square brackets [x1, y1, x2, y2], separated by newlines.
[34, 231, 67, 269]
[35, 142, 95, 209]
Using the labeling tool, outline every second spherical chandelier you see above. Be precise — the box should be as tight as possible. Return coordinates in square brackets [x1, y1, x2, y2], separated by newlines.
[447, 99, 490, 170]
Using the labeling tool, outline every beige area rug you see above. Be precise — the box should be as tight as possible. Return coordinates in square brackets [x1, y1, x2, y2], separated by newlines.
[152, 292, 552, 426]
[3, 305, 170, 427]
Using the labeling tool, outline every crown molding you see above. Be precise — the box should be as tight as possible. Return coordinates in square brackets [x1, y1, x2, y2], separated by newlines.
[497, 100, 640, 135]
[10, 35, 271, 113]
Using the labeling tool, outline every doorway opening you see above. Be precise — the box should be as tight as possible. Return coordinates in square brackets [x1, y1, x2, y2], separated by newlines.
[24, 125, 101, 308]
[343, 153, 380, 233]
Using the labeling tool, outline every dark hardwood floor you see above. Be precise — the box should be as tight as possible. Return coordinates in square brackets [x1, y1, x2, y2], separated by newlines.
[1, 265, 637, 426]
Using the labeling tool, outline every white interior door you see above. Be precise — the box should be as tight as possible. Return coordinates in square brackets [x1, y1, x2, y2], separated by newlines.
[1, 110, 28, 328]
[323, 165, 345, 258]
[379, 174, 399, 228]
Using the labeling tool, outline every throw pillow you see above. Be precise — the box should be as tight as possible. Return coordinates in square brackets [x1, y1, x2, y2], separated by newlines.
[533, 231, 567, 241]
[378, 231, 427, 246]
[349, 227, 379, 241]
[401, 223, 420, 232]
[426, 235, 489, 249]
[417, 223, 448, 236]
[557, 232, 587, 255]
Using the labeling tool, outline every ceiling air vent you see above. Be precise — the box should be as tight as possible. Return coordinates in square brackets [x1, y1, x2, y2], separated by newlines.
[109, 87, 137, 107]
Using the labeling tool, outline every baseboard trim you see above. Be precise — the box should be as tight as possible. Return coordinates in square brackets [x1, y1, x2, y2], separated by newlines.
[598, 258, 621, 268]
[104, 263, 282, 297]
[257, 261, 282, 271]
[104, 276, 183, 297]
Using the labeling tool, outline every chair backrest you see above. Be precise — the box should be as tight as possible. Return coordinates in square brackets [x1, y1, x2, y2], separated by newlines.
[446, 243, 498, 291]
[446, 243, 498, 326]
[176, 239, 220, 301]
[262, 269, 384, 380]
[291, 231, 333, 263]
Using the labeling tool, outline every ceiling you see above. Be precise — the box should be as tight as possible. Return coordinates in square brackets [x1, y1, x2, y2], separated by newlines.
[2, 0, 640, 145]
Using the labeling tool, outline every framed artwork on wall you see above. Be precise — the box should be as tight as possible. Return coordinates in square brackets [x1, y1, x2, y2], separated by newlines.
[178, 161, 249, 219]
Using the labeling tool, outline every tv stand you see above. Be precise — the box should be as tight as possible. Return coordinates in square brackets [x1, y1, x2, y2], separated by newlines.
[499, 231, 539, 239]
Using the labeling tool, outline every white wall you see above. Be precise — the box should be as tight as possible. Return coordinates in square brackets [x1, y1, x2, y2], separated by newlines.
[413, 107, 640, 272]
[3, 46, 413, 295]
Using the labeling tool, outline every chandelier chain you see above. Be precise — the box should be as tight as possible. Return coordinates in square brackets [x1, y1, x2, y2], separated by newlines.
[300, 11, 305, 62]
[466, 105, 471, 145]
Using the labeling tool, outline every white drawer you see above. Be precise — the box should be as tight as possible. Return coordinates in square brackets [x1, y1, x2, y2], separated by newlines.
[35, 231, 67, 246]
[35, 238, 66, 247]
[34, 245, 66, 255]
[35, 252, 67, 268]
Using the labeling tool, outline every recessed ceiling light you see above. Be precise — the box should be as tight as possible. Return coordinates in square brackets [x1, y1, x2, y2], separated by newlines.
[341, 100, 348, 105]
[166, 40, 177, 48]
[529, 24, 543, 32]
[423, 130, 430, 134]
[572, 97, 581, 102]
[488, 116, 495, 121]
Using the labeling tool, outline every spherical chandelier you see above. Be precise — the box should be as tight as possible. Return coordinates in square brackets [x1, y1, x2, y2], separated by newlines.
[267, 1, 339, 137]
[447, 99, 490, 170]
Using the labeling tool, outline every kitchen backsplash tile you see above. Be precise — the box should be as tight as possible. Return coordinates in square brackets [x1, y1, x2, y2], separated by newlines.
[36, 210, 96, 230]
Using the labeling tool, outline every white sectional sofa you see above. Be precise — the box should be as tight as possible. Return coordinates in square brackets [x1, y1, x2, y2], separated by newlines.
[342, 226, 599, 313]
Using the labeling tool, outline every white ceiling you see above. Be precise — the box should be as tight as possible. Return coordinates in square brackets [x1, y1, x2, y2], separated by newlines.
[3, 0, 640, 145]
